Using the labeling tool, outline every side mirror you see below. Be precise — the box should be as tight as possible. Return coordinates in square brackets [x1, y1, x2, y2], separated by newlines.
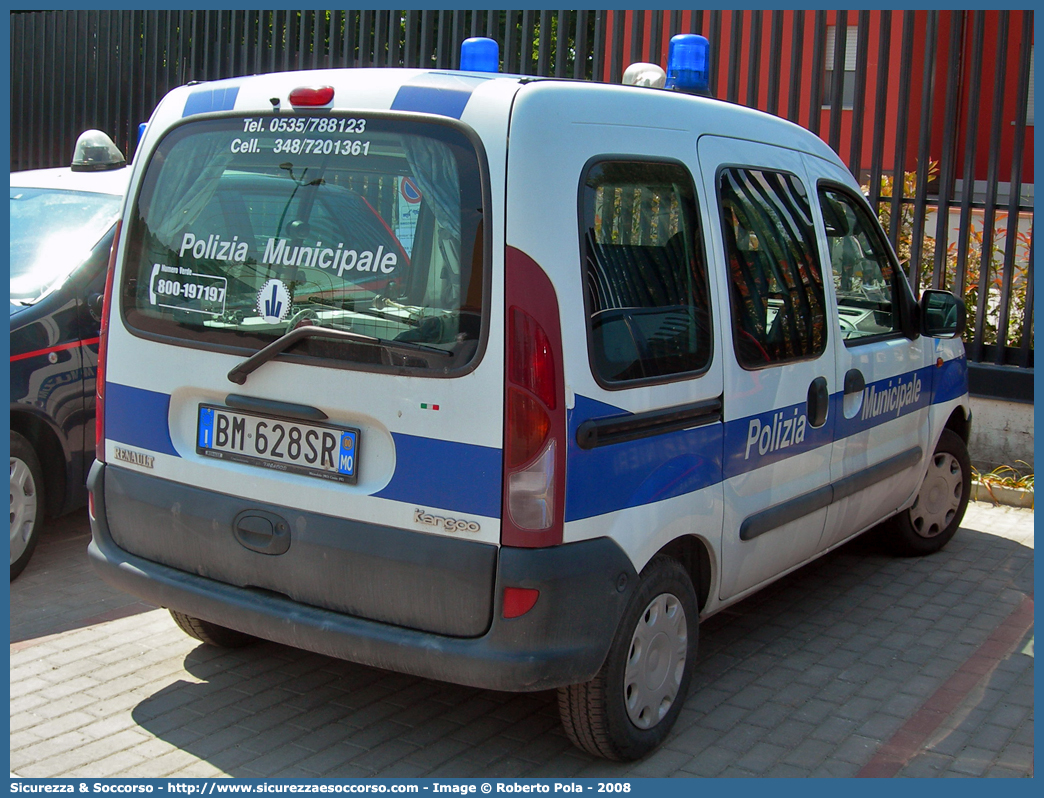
[87, 292, 105, 322]
[920, 290, 965, 339]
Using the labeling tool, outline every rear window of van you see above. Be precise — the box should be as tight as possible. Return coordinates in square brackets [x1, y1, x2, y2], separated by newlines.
[121, 114, 487, 374]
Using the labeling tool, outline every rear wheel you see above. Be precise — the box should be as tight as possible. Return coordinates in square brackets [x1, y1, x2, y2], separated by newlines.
[10, 432, 44, 581]
[558, 556, 698, 760]
[884, 429, 971, 556]
[169, 609, 256, 648]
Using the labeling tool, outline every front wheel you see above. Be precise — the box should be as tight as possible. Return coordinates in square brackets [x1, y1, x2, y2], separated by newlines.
[558, 556, 698, 760]
[10, 432, 45, 581]
[884, 429, 971, 556]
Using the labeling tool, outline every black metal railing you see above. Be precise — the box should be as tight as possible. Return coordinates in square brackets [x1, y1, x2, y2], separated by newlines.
[10, 9, 1034, 392]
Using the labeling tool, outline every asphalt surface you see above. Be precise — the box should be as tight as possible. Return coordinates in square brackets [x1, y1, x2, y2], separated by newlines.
[9, 500, 1034, 778]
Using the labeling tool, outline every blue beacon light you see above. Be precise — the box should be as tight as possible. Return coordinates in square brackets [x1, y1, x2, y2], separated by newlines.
[665, 34, 711, 96]
[460, 37, 500, 73]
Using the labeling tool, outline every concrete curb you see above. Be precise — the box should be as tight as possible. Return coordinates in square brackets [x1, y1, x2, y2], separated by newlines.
[970, 482, 1034, 509]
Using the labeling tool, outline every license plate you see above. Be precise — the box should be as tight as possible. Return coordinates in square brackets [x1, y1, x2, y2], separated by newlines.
[196, 405, 359, 484]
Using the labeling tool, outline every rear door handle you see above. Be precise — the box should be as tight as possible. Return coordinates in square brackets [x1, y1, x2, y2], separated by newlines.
[844, 368, 865, 396]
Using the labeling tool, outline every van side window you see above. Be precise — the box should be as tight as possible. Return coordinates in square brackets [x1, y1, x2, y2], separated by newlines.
[818, 186, 903, 341]
[718, 168, 827, 368]
[580, 160, 711, 385]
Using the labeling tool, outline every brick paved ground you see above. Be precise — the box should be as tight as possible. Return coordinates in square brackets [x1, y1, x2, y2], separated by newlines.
[10, 501, 1033, 778]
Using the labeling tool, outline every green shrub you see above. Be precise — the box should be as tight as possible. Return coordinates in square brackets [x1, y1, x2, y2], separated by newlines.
[864, 163, 1033, 350]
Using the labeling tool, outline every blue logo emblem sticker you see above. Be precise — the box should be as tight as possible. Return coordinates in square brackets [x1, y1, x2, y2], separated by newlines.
[257, 279, 291, 324]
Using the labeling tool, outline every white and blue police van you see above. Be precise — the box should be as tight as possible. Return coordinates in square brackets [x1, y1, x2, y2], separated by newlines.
[88, 35, 971, 760]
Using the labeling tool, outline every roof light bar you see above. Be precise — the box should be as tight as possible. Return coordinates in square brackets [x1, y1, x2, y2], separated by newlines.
[460, 37, 499, 73]
[665, 34, 711, 96]
[623, 62, 667, 88]
[71, 130, 126, 172]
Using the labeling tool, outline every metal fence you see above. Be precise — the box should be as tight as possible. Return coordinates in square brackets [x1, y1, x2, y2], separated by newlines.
[10, 9, 1034, 393]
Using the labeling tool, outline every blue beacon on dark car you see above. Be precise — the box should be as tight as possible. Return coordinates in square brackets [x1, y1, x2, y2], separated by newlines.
[9, 130, 130, 579]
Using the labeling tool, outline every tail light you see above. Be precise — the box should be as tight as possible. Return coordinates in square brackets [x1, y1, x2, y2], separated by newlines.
[95, 221, 121, 464]
[502, 247, 566, 548]
[289, 86, 334, 107]
[502, 587, 540, 619]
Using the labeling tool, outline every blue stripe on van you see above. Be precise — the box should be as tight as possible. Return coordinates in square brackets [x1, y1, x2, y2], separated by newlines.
[566, 358, 967, 521]
[373, 432, 502, 518]
[832, 365, 933, 442]
[105, 383, 180, 457]
[103, 384, 500, 515]
[104, 357, 964, 522]
[565, 395, 723, 522]
[183, 85, 240, 117]
[390, 74, 487, 119]
[933, 355, 968, 405]
[722, 397, 835, 481]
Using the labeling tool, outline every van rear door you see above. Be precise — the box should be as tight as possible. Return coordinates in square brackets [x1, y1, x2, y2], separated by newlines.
[103, 108, 500, 637]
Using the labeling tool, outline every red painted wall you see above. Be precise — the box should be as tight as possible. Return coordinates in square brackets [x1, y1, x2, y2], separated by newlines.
[609, 10, 1033, 188]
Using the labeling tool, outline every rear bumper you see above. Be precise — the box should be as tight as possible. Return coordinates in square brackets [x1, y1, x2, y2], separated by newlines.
[87, 462, 637, 692]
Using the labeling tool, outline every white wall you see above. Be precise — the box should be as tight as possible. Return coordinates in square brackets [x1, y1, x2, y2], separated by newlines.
[967, 396, 1034, 473]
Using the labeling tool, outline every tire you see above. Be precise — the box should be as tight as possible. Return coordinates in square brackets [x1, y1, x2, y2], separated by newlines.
[169, 609, 257, 648]
[10, 432, 45, 581]
[884, 429, 971, 556]
[558, 556, 698, 761]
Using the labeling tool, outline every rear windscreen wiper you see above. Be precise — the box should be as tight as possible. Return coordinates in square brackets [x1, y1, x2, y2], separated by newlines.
[227, 324, 450, 385]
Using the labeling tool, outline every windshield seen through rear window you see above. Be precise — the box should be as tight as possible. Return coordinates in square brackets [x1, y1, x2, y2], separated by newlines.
[10, 188, 121, 302]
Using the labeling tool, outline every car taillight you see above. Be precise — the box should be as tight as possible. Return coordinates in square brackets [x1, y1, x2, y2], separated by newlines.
[95, 221, 120, 464]
[508, 308, 557, 410]
[502, 247, 566, 548]
[502, 587, 540, 619]
[505, 388, 551, 468]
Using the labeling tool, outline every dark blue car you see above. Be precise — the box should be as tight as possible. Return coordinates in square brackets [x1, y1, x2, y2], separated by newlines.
[9, 131, 129, 579]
